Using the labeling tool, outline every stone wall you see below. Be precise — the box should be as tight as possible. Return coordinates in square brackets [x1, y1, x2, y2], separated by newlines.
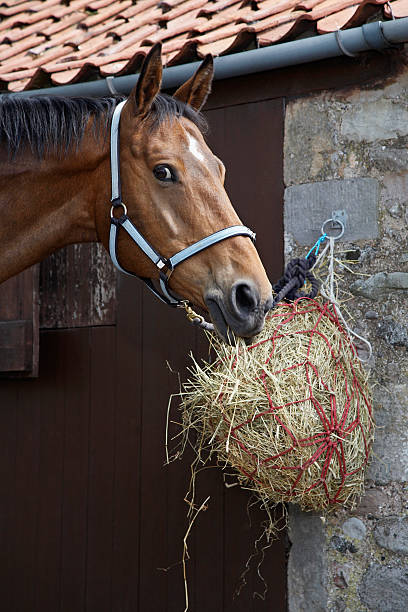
[284, 58, 408, 612]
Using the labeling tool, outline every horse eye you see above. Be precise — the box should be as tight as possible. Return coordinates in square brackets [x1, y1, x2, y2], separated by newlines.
[153, 164, 174, 182]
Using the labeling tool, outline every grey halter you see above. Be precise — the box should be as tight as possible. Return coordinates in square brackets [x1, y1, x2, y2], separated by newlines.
[109, 99, 256, 307]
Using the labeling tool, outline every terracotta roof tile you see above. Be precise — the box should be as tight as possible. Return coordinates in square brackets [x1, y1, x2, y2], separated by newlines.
[1, 66, 37, 83]
[161, 0, 208, 20]
[309, 0, 386, 21]
[384, 0, 408, 17]
[192, 6, 251, 33]
[258, 20, 305, 44]
[197, 0, 241, 17]
[245, 9, 308, 32]
[0, 2, 41, 17]
[42, 13, 87, 37]
[82, 1, 133, 28]
[1, 18, 54, 43]
[239, 0, 301, 23]
[0, 32, 46, 61]
[87, 0, 122, 9]
[316, 3, 374, 31]
[297, 0, 326, 8]
[197, 34, 237, 55]
[101, 24, 159, 55]
[0, 0, 406, 92]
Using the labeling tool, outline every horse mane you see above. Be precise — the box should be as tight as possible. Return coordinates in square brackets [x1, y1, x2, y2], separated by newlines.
[0, 92, 207, 160]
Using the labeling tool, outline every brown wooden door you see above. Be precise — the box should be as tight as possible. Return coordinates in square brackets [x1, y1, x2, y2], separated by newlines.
[0, 96, 286, 612]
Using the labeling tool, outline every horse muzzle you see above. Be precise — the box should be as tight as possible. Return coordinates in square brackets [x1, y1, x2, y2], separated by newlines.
[205, 280, 273, 341]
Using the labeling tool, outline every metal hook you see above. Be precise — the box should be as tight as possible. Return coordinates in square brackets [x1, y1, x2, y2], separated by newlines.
[321, 218, 345, 240]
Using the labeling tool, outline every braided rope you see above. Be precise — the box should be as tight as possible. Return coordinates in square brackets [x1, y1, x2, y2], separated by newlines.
[272, 254, 320, 308]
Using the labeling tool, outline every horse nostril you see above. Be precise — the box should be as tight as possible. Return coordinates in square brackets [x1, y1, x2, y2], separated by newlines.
[231, 281, 259, 317]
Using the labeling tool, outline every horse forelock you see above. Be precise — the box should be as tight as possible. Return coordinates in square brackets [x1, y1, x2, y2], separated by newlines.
[0, 93, 206, 160]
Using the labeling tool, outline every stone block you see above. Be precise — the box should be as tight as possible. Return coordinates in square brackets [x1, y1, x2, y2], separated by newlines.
[342, 517, 366, 540]
[284, 99, 336, 186]
[367, 384, 408, 484]
[284, 179, 379, 246]
[352, 488, 389, 516]
[371, 146, 408, 174]
[374, 517, 408, 555]
[288, 505, 327, 612]
[377, 317, 408, 348]
[351, 272, 408, 300]
[341, 99, 408, 142]
[359, 564, 408, 611]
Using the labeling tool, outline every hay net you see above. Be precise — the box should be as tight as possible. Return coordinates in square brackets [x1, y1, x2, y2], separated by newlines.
[179, 297, 374, 513]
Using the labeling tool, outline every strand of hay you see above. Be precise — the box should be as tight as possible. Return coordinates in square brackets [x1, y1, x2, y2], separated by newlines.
[178, 297, 374, 513]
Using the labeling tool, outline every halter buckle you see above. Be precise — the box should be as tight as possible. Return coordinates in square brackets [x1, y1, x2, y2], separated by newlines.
[110, 202, 128, 219]
[157, 259, 173, 279]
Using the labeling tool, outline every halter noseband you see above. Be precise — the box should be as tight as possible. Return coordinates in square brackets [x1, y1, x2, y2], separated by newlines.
[108, 99, 256, 307]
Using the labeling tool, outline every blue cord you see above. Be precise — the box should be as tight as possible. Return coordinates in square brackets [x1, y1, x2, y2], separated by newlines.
[306, 233, 327, 259]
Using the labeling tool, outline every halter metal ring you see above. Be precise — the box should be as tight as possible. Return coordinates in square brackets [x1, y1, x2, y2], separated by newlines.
[321, 218, 345, 240]
[110, 202, 128, 218]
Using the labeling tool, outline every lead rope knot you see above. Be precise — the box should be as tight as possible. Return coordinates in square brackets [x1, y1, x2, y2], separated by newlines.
[272, 254, 319, 307]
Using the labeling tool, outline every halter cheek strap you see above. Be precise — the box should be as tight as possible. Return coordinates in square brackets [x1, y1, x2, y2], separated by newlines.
[109, 100, 256, 307]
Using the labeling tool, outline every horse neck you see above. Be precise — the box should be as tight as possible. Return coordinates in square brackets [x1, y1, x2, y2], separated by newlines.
[0, 134, 110, 284]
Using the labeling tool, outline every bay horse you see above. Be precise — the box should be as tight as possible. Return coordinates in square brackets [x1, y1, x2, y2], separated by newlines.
[0, 44, 272, 339]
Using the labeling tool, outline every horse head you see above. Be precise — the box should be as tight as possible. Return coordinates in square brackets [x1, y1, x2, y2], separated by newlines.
[97, 44, 273, 340]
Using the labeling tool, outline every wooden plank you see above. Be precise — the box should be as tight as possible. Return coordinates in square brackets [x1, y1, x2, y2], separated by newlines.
[0, 382, 18, 611]
[85, 326, 116, 612]
[186, 329, 225, 612]
[11, 376, 41, 610]
[189, 453, 225, 612]
[223, 488, 287, 611]
[33, 330, 65, 612]
[200, 99, 286, 610]
[0, 265, 39, 376]
[40, 243, 117, 330]
[59, 328, 91, 612]
[205, 99, 284, 286]
[111, 275, 143, 612]
[0, 320, 33, 371]
[138, 291, 199, 611]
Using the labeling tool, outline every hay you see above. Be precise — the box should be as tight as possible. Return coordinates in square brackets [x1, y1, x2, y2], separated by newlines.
[179, 297, 374, 512]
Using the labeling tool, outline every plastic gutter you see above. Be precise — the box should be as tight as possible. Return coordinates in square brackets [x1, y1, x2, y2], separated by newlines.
[9, 18, 408, 98]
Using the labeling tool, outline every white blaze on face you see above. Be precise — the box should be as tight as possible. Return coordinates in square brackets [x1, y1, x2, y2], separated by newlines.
[187, 133, 206, 163]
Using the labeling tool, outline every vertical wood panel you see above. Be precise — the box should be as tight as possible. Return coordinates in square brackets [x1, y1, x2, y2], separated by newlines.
[207, 99, 287, 611]
[40, 244, 116, 330]
[0, 383, 18, 610]
[206, 99, 284, 285]
[86, 326, 116, 612]
[59, 329, 90, 612]
[111, 276, 143, 612]
[12, 381, 41, 611]
[190, 329, 225, 612]
[138, 293, 197, 612]
[34, 332, 65, 612]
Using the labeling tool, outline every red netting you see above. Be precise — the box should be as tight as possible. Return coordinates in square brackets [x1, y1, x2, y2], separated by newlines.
[181, 297, 374, 511]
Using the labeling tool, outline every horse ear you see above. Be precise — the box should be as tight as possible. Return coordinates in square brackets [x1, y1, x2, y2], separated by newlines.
[173, 55, 213, 112]
[129, 43, 163, 117]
